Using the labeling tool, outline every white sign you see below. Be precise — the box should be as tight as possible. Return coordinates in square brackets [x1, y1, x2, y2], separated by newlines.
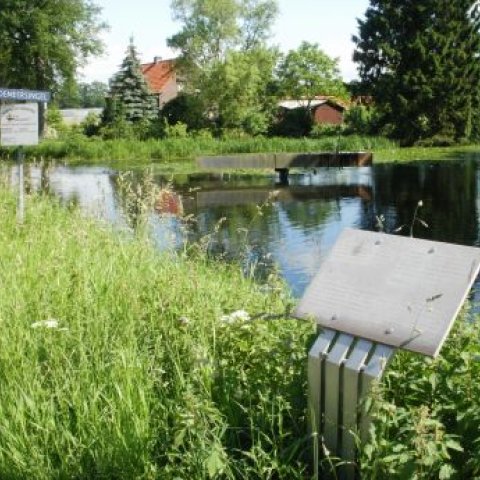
[0, 103, 39, 146]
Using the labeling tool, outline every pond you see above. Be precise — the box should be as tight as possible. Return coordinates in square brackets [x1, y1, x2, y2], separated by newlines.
[5, 158, 480, 300]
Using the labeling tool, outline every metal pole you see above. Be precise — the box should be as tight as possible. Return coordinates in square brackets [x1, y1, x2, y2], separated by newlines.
[16, 147, 25, 224]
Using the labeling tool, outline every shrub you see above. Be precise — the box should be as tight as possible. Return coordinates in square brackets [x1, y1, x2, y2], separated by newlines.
[81, 112, 101, 137]
[309, 122, 345, 138]
[45, 106, 67, 138]
[344, 105, 378, 135]
[164, 121, 189, 139]
[414, 135, 456, 147]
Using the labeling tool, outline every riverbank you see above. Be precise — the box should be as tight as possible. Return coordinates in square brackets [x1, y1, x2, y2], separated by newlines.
[1, 134, 394, 166]
[2, 135, 480, 174]
[1, 186, 480, 478]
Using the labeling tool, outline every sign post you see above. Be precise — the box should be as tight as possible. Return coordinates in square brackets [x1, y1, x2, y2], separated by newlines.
[295, 228, 480, 479]
[0, 89, 50, 223]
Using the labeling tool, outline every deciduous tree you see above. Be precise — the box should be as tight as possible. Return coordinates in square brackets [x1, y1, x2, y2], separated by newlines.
[276, 41, 348, 105]
[168, 0, 278, 133]
[56, 81, 108, 108]
[0, 0, 105, 92]
[274, 42, 348, 136]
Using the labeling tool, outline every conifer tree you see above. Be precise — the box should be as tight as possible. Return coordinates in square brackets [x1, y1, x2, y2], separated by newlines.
[353, 0, 480, 144]
[107, 39, 157, 123]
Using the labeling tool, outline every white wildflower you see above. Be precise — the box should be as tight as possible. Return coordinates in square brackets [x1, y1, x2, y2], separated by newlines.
[31, 319, 60, 329]
[178, 316, 190, 327]
[220, 310, 251, 324]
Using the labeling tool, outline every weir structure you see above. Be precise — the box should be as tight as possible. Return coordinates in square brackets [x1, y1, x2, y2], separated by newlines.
[197, 151, 373, 184]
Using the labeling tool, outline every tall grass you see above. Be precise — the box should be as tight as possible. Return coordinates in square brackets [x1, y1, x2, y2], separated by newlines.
[2, 183, 480, 478]
[0, 134, 397, 165]
[0, 187, 315, 479]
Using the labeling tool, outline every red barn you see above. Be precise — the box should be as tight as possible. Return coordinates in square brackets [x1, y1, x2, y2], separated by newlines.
[278, 98, 347, 125]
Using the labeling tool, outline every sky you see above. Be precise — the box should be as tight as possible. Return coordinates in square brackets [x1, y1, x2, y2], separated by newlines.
[81, 0, 370, 84]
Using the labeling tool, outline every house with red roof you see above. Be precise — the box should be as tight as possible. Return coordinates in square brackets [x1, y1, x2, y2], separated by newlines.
[141, 57, 181, 109]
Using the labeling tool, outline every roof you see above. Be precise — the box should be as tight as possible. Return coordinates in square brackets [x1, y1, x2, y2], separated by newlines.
[278, 97, 347, 111]
[278, 99, 326, 110]
[141, 59, 176, 94]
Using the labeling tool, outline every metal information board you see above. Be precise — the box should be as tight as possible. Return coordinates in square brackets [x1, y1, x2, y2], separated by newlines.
[0, 103, 39, 146]
[295, 228, 480, 357]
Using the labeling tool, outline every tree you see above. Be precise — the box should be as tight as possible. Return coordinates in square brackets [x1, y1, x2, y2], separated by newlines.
[275, 42, 348, 136]
[240, 0, 279, 51]
[276, 42, 348, 104]
[0, 0, 105, 92]
[105, 39, 157, 124]
[353, 0, 480, 144]
[168, 0, 279, 132]
[79, 81, 108, 108]
[207, 48, 279, 134]
[56, 80, 108, 108]
[169, 0, 241, 68]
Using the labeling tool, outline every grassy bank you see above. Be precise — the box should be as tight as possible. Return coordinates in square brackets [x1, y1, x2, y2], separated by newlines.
[1, 187, 480, 478]
[0, 188, 315, 479]
[2, 135, 480, 173]
[375, 144, 480, 163]
[0, 134, 395, 165]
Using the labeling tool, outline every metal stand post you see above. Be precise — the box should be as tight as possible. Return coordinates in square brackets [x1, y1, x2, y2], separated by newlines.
[16, 147, 25, 224]
[308, 328, 395, 480]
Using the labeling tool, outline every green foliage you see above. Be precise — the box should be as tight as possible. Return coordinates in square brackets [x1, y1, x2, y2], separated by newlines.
[161, 94, 210, 131]
[11, 135, 397, 163]
[309, 123, 345, 138]
[169, 0, 241, 66]
[276, 42, 348, 102]
[168, 0, 279, 133]
[168, 0, 277, 65]
[163, 120, 189, 139]
[99, 112, 135, 140]
[360, 311, 480, 478]
[105, 38, 157, 125]
[344, 105, 378, 135]
[45, 106, 67, 136]
[0, 0, 105, 91]
[81, 112, 102, 137]
[56, 80, 108, 108]
[208, 48, 279, 134]
[353, 0, 480, 145]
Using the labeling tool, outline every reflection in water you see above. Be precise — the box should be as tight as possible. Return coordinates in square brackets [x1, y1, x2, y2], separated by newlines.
[4, 160, 480, 299]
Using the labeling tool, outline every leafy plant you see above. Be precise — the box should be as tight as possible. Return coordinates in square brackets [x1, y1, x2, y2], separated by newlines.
[360, 309, 480, 479]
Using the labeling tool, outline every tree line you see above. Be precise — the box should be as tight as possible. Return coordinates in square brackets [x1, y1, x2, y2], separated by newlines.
[1, 0, 480, 145]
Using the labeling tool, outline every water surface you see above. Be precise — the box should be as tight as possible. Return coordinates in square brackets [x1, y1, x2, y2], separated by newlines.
[6, 158, 480, 299]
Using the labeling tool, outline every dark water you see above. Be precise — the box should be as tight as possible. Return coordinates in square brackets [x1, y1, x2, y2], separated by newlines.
[6, 158, 480, 299]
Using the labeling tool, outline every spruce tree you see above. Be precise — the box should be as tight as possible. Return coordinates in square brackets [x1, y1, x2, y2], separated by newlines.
[107, 38, 157, 123]
[353, 0, 480, 144]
